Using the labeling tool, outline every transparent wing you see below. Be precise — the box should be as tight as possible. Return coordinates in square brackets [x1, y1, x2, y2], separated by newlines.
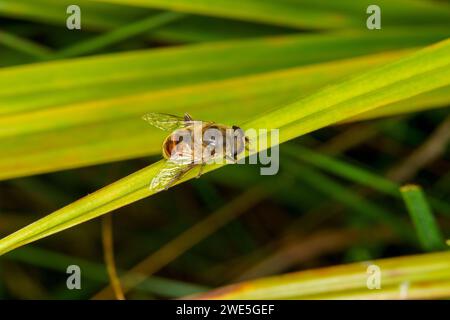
[142, 112, 193, 131]
[149, 160, 194, 192]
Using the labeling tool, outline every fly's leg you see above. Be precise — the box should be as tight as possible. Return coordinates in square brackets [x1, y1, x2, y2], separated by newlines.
[184, 113, 193, 122]
[196, 163, 206, 179]
[163, 164, 196, 190]
[226, 155, 237, 163]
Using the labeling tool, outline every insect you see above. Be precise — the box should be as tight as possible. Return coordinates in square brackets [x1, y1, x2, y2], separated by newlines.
[143, 112, 250, 192]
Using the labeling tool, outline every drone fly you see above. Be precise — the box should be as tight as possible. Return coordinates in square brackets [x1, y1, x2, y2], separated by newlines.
[143, 112, 249, 191]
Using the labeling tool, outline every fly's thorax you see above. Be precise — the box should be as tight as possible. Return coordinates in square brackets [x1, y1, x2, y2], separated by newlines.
[202, 124, 247, 161]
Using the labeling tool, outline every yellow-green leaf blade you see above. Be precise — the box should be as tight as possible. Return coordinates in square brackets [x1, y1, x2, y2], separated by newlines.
[190, 251, 450, 299]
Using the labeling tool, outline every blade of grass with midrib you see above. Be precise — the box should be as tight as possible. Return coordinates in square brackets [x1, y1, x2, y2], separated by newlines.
[0, 38, 448, 256]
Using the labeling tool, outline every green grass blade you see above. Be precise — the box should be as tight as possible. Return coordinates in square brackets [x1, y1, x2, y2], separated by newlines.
[0, 0, 298, 43]
[5, 246, 208, 297]
[283, 160, 413, 240]
[51, 12, 185, 58]
[0, 38, 448, 256]
[283, 144, 450, 215]
[285, 145, 400, 195]
[150, 16, 298, 42]
[400, 184, 445, 251]
[0, 30, 52, 58]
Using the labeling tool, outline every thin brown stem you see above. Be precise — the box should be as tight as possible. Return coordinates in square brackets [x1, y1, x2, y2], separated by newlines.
[93, 184, 273, 299]
[101, 214, 125, 300]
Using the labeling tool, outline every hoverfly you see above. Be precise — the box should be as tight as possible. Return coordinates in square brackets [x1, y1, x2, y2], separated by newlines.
[143, 112, 250, 192]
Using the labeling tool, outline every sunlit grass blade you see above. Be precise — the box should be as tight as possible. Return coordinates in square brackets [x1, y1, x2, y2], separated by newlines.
[0, 48, 410, 139]
[4, 29, 444, 117]
[351, 85, 450, 121]
[2, 41, 450, 180]
[400, 184, 445, 251]
[190, 251, 450, 299]
[0, 38, 448, 256]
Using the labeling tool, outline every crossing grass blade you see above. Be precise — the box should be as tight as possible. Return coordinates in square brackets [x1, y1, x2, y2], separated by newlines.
[282, 160, 413, 240]
[0, 30, 52, 58]
[283, 144, 450, 215]
[400, 185, 446, 251]
[50, 12, 185, 59]
[0, 38, 448, 256]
